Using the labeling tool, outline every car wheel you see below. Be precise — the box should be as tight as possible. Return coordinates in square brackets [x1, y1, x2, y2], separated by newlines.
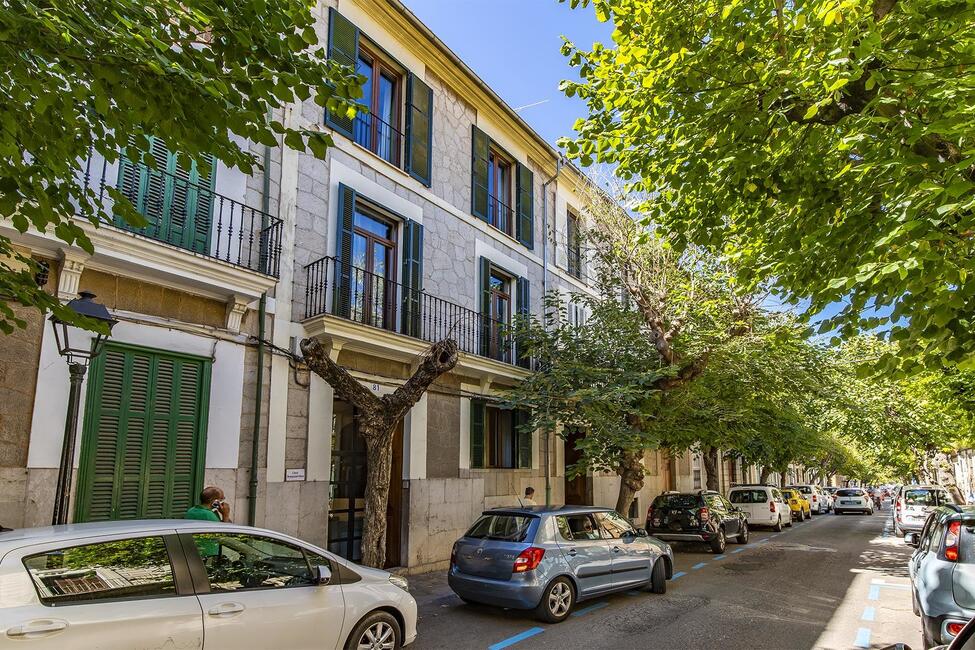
[786, 515, 793, 528]
[345, 610, 401, 650]
[896, 526, 905, 538]
[911, 588, 920, 617]
[737, 522, 749, 544]
[535, 577, 574, 623]
[710, 528, 727, 553]
[774, 517, 783, 532]
[648, 558, 667, 594]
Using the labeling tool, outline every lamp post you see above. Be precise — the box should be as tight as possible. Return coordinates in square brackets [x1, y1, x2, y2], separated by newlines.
[49, 291, 116, 525]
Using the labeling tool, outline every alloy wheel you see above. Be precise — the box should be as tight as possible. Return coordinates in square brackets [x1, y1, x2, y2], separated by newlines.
[358, 621, 396, 650]
[549, 581, 572, 617]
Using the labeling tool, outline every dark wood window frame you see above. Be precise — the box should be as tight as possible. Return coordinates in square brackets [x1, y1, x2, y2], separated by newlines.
[356, 43, 403, 166]
[488, 265, 512, 362]
[351, 200, 398, 330]
[487, 147, 514, 235]
[485, 405, 517, 469]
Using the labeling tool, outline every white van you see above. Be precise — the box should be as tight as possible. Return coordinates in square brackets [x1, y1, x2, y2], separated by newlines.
[727, 485, 793, 532]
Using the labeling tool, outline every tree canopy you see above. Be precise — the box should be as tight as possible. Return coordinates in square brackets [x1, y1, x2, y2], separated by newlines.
[559, 0, 975, 375]
[0, 0, 360, 332]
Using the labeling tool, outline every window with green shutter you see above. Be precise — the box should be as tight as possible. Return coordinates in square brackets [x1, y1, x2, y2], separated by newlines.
[405, 73, 433, 186]
[116, 136, 215, 255]
[325, 8, 360, 140]
[515, 163, 534, 249]
[470, 401, 530, 470]
[74, 343, 210, 523]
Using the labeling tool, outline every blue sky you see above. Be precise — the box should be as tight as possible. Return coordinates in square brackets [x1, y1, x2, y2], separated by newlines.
[400, 0, 613, 150]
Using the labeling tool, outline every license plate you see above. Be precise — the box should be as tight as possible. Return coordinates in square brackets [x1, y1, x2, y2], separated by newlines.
[841, 500, 853, 505]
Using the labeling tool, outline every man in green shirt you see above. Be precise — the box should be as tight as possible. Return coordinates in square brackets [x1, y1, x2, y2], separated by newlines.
[185, 486, 232, 522]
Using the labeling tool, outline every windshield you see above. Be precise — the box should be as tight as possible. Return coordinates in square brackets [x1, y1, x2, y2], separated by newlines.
[790, 486, 812, 494]
[653, 494, 701, 509]
[729, 489, 769, 504]
[464, 514, 533, 542]
[837, 489, 864, 497]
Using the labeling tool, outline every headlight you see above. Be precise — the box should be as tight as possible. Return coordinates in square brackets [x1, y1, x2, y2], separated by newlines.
[388, 574, 409, 592]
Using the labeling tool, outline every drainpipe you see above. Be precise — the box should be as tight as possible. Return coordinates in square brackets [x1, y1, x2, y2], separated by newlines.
[248, 140, 273, 526]
[540, 157, 564, 507]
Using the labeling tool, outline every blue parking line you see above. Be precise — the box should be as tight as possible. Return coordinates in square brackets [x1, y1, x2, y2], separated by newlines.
[488, 627, 545, 650]
[625, 590, 642, 597]
[691, 562, 707, 570]
[853, 627, 872, 648]
[862, 606, 875, 622]
[571, 602, 609, 617]
[732, 548, 745, 553]
[671, 571, 687, 580]
[756, 537, 769, 543]
[868, 585, 880, 601]
[712, 554, 726, 560]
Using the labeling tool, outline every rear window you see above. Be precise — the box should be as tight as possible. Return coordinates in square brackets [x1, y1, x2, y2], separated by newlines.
[837, 489, 864, 497]
[653, 494, 701, 510]
[729, 489, 769, 504]
[903, 489, 949, 506]
[465, 514, 533, 542]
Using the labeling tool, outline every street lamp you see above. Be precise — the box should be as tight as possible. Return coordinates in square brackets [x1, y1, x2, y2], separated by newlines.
[49, 291, 116, 525]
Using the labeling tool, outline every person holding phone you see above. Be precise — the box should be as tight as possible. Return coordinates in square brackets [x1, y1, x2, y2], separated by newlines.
[185, 486, 232, 523]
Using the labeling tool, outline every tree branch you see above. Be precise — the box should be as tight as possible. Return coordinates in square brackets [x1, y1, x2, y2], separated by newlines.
[386, 338, 459, 419]
[300, 336, 381, 413]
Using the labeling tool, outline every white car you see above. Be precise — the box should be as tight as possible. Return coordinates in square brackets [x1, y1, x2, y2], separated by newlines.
[833, 488, 875, 515]
[787, 485, 827, 514]
[0, 520, 417, 650]
[728, 485, 793, 532]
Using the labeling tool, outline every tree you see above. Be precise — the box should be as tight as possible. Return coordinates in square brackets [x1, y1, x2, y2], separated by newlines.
[559, 0, 975, 374]
[300, 336, 458, 568]
[0, 0, 360, 333]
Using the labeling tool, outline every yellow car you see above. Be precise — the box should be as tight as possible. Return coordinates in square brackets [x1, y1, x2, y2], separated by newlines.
[782, 488, 811, 521]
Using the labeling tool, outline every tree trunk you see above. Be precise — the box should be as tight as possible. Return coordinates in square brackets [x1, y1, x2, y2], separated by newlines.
[779, 466, 788, 488]
[934, 451, 965, 505]
[615, 449, 645, 516]
[301, 336, 458, 568]
[702, 446, 720, 491]
[759, 466, 772, 485]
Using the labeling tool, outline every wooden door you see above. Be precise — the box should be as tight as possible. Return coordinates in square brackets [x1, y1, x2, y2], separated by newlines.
[385, 421, 404, 568]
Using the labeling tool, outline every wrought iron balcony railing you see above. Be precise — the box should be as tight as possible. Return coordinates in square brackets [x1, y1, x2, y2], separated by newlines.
[80, 156, 283, 277]
[487, 194, 514, 236]
[305, 256, 526, 366]
[353, 110, 402, 167]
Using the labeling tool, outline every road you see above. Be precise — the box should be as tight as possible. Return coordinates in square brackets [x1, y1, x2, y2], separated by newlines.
[408, 506, 920, 650]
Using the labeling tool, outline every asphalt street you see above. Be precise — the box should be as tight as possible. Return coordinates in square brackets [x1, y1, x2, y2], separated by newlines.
[408, 506, 919, 650]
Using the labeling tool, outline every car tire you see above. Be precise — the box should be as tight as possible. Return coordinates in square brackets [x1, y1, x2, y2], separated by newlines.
[648, 558, 667, 594]
[736, 522, 749, 544]
[911, 588, 920, 617]
[535, 577, 574, 624]
[786, 516, 793, 528]
[710, 528, 727, 554]
[774, 517, 783, 532]
[345, 610, 402, 650]
[896, 525, 905, 538]
[921, 614, 939, 650]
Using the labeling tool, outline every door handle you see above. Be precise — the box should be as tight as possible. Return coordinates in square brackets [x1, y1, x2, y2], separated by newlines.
[208, 602, 245, 617]
[566, 548, 577, 556]
[7, 619, 68, 637]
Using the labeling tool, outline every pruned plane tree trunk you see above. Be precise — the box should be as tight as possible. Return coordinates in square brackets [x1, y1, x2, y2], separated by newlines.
[301, 336, 458, 568]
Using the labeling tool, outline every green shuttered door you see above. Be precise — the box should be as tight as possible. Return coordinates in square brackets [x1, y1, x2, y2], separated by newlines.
[75, 344, 210, 522]
[471, 126, 490, 221]
[401, 219, 424, 337]
[470, 399, 485, 469]
[333, 183, 357, 319]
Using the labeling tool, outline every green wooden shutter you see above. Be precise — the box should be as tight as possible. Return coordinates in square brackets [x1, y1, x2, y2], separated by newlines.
[400, 219, 424, 337]
[405, 73, 433, 186]
[516, 276, 531, 368]
[333, 183, 356, 319]
[516, 410, 533, 469]
[478, 256, 492, 357]
[516, 162, 534, 249]
[470, 399, 485, 469]
[471, 125, 490, 221]
[325, 8, 359, 140]
[75, 344, 209, 523]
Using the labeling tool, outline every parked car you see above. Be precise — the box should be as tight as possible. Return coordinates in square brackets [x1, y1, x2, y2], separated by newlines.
[448, 506, 673, 623]
[781, 488, 811, 521]
[787, 484, 828, 514]
[727, 485, 793, 532]
[906, 505, 975, 648]
[834, 487, 875, 515]
[896, 485, 957, 538]
[819, 486, 835, 512]
[0, 520, 417, 650]
[645, 490, 749, 554]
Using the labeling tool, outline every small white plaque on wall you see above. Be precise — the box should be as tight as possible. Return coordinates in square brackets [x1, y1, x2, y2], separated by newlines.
[285, 468, 306, 482]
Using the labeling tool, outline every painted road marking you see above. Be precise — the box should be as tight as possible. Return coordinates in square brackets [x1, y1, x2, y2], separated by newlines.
[713, 554, 726, 560]
[692, 562, 707, 570]
[868, 585, 881, 601]
[771, 533, 781, 538]
[671, 571, 687, 580]
[488, 627, 544, 650]
[732, 548, 745, 554]
[862, 606, 876, 622]
[571, 602, 609, 617]
[853, 627, 872, 648]
[756, 538, 769, 543]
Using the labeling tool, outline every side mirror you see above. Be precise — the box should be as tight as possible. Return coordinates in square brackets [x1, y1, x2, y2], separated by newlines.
[313, 564, 332, 585]
[636, 528, 649, 537]
[904, 533, 920, 548]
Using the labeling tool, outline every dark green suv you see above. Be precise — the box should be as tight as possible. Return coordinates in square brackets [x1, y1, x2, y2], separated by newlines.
[645, 490, 749, 554]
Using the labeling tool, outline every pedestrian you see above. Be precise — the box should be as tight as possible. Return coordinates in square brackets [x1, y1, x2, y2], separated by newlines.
[519, 486, 537, 507]
[185, 486, 232, 523]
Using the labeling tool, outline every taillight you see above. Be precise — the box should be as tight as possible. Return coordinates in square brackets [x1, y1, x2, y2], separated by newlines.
[450, 543, 458, 567]
[944, 521, 961, 562]
[947, 621, 966, 637]
[699, 507, 710, 522]
[513, 547, 545, 573]
[812, 495, 818, 502]
[647, 506, 655, 522]
[769, 501, 776, 512]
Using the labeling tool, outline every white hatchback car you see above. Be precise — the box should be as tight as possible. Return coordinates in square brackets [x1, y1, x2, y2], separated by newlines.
[0, 520, 417, 650]
[727, 485, 793, 532]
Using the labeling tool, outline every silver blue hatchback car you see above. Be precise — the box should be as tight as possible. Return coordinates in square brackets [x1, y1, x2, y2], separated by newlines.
[448, 506, 674, 623]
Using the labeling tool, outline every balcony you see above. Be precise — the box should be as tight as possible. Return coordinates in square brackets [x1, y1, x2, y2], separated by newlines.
[353, 111, 402, 168]
[80, 156, 283, 277]
[304, 256, 526, 368]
